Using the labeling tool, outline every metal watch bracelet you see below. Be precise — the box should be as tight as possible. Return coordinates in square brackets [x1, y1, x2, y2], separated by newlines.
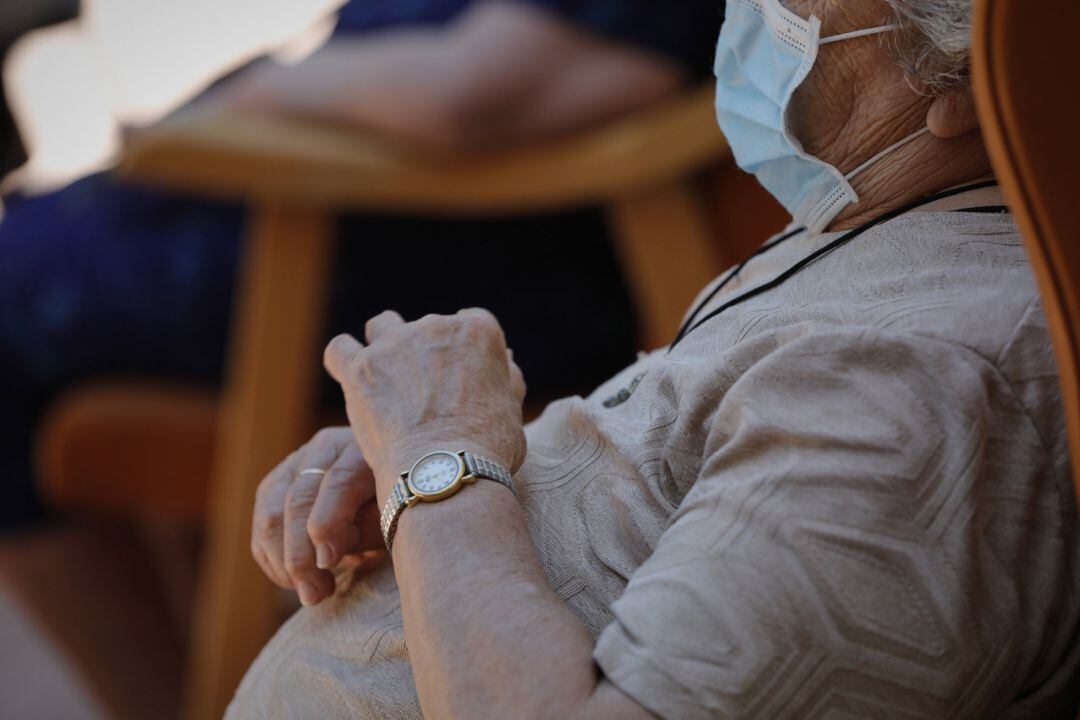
[380, 451, 515, 551]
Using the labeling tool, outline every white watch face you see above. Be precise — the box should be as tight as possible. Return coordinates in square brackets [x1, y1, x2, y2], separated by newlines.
[409, 452, 463, 496]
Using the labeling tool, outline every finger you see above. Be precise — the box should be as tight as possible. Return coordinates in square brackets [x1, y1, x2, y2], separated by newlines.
[252, 449, 302, 589]
[307, 442, 378, 568]
[507, 349, 527, 404]
[283, 432, 351, 605]
[324, 334, 365, 386]
[320, 503, 386, 566]
[283, 473, 335, 605]
[364, 310, 406, 345]
[251, 542, 275, 588]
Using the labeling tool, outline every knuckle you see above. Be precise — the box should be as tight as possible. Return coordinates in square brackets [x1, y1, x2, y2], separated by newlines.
[283, 554, 310, 577]
[417, 313, 447, 332]
[460, 310, 500, 339]
[326, 334, 352, 360]
[307, 516, 336, 543]
[462, 307, 494, 325]
[329, 342, 365, 378]
[306, 516, 329, 540]
[371, 310, 402, 332]
[347, 347, 374, 378]
[254, 510, 283, 538]
[364, 314, 385, 336]
[462, 316, 488, 337]
[322, 467, 359, 493]
[464, 307, 497, 324]
[256, 461, 293, 503]
[286, 485, 318, 513]
[312, 427, 337, 447]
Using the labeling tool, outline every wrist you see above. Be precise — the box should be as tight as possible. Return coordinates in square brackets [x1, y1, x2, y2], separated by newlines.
[378, 444, 518, 553]
[391, 479, 520, 562]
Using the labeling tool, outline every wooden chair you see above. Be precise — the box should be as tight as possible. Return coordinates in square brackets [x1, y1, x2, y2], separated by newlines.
[972, 0, 1080, 515]
[38, 85, 732, 720]
[973, 2, 1080, 713]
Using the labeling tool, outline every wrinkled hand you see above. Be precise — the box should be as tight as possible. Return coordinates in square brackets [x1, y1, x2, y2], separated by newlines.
[251, 427, 385, 607]
[200, 42, 366, 120]
[208, 57, 327, 116]
[324, 309, 528, 506]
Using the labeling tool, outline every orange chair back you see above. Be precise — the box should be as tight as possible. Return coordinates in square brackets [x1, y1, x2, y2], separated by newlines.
[972, 0, 1080, 510]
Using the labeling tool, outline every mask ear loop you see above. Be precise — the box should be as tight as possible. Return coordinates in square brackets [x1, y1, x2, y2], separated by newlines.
[845, 127, 931, 181]
[802, 128, 931, 234]
[819, 24, 899, 45]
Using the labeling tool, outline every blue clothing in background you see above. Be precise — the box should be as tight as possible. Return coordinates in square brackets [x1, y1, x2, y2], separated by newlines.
[0, 0, 723, 530]
[335, 0, 470, 31]
[336, 0, 723, 74]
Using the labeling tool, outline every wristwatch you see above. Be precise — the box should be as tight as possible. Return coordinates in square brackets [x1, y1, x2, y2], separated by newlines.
[379, 450, 516, 551]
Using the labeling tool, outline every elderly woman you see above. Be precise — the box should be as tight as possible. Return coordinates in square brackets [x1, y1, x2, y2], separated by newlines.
[232, 0, 1080, 717]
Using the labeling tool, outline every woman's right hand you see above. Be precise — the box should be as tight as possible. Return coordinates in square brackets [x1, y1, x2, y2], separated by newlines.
[251, 427, 385, 607]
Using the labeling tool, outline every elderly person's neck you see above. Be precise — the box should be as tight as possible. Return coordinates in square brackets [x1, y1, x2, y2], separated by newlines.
[825, 90, 993, 231]
[790, 1, 995, 233]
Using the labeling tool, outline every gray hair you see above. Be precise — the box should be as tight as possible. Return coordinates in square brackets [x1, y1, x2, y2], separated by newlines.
[883, 0, 974, 93]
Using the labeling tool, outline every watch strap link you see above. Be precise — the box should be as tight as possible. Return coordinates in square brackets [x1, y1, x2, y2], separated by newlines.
[463, 452, 516, 496]
[379, 476, 412, 552]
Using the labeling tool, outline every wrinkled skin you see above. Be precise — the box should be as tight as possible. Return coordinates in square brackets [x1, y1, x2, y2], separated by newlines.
[251, 309, 526, 606]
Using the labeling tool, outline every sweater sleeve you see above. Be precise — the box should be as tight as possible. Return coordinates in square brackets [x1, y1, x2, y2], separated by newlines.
[593, 328, 1076, 718]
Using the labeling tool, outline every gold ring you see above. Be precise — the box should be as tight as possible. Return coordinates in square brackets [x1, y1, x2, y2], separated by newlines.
[298, 468, 328, 478]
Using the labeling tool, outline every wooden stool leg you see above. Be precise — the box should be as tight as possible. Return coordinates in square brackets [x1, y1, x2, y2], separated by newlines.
[183, 202, 334, 720]
[608, 180, 732, 351]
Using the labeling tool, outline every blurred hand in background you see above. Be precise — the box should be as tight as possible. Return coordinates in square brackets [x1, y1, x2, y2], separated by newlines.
[210, 1, 685, 151]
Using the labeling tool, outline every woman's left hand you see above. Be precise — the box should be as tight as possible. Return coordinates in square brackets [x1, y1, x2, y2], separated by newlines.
[323, 309, 528, 505]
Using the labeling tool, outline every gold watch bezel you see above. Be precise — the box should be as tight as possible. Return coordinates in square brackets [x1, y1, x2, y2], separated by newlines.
[405, 450, 476, 502]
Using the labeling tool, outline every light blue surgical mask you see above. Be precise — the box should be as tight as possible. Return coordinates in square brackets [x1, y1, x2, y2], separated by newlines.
[714, 0, 930, 234]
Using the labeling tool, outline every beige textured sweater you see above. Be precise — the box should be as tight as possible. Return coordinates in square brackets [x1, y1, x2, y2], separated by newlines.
[228, 198, 1080, 719]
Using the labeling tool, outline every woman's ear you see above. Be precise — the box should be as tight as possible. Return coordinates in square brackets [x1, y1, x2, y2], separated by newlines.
[927, 85, 981, 139]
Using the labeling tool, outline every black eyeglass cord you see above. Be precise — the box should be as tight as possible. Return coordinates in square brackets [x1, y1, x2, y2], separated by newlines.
[668, 180, 1003, 352]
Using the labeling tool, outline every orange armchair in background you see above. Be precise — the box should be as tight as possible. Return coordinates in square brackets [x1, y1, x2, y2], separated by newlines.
[972, 0, 1080, 715]
[39, 384, 215, 523]
[38, 85, 743, 720]
[972, 0, 1080, 513]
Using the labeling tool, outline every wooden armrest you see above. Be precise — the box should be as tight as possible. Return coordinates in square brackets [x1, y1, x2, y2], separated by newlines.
[120, 85, 728, 213]
[36, 384, 218, 522]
